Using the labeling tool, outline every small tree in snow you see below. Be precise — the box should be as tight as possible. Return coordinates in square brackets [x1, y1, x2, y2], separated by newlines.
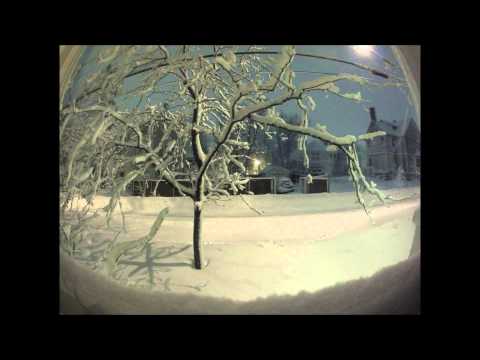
[60, 45, 398, 270]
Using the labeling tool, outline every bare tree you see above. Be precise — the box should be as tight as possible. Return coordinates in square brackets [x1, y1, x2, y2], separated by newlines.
[60, 45, 398, 270]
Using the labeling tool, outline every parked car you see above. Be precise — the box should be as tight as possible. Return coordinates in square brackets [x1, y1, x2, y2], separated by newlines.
[309, 168, 325, 176]
[277, 176, 295, 194]
[291, 168, 324, 182]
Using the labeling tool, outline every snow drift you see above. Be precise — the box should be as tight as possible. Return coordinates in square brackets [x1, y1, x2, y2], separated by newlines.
[60, 251, 420, 314]
[60, 188, 420, 314]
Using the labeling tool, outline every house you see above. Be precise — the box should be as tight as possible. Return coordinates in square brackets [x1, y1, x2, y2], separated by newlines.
[287, 140, 337, 178]
[365, 107, 420, 180]
[330, 148, 349, 176]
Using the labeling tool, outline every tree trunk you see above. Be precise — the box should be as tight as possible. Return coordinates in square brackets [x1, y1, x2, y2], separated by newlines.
[192, 176, 205, 270]
[192, 202, 203, 269]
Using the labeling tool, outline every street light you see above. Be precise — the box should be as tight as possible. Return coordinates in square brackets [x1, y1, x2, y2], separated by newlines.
[251, 158, 262, 176]
[352, 45, 395, 67]
[352, 45, 374, 57]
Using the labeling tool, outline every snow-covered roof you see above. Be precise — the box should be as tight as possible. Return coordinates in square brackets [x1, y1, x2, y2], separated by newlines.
[259, 165, 291, 176]
[404, 117, 420, 140]
[367, 117, 416, 138]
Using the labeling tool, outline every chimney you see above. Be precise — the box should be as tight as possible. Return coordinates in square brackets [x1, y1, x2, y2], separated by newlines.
[369, 107, 377, 123]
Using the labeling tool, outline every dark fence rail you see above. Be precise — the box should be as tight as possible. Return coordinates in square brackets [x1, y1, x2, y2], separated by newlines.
[299, 177, 329, 194]
[128, 177, 277, 197]
[247, 177, 276, 195]
[129, 179, 192, 197]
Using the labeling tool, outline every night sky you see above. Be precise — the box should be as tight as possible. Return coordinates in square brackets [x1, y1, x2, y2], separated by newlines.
[71, 45, 415, 139]
[283, 45, 414, 138]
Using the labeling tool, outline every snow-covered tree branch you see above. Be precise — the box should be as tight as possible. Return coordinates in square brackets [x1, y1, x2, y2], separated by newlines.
[60, 45, 402, 270]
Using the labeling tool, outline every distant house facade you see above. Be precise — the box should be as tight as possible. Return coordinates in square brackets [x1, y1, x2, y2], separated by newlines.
[288, 140, 337, 176]
[365, 107, 420, 180]
[330, 149, 349, 176]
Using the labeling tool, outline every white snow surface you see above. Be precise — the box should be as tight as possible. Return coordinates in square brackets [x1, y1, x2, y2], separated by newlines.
[61, 185, 420, 314]
[61, 252, 420, 314]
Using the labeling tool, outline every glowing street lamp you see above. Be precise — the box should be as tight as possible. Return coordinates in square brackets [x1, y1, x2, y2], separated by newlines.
[352, 45, 395, 67]
[251, 158, 262, 175]
[352, 45, 374, 57]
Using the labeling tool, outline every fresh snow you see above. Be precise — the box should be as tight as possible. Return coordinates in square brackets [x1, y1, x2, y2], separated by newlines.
[61, 252, 420, 314]
[61, 184, 420, 313]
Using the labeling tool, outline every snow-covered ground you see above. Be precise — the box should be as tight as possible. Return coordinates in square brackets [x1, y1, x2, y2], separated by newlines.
[60, 183, 420, 314]
[327, 176, 420, 193]
[68, 180, 419, 218]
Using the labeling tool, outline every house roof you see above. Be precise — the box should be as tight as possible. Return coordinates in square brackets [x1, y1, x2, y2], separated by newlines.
[259, 165, 291, 176]
[404, 117, 420, 140]
[367, 116, 416, 138]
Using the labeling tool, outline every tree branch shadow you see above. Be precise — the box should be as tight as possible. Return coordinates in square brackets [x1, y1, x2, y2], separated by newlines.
[117, 244, 193, 284]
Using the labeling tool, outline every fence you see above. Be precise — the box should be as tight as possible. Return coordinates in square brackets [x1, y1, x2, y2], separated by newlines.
[299, 176, 329, 194]
[128, 177, 276, 197]
[129, 179, 191, 197]
[247, 177, 276, 195]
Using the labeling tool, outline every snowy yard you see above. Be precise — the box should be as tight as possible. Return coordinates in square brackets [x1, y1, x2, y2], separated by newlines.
[60, 45, 421, 314]
[60, 184, 420, 313]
